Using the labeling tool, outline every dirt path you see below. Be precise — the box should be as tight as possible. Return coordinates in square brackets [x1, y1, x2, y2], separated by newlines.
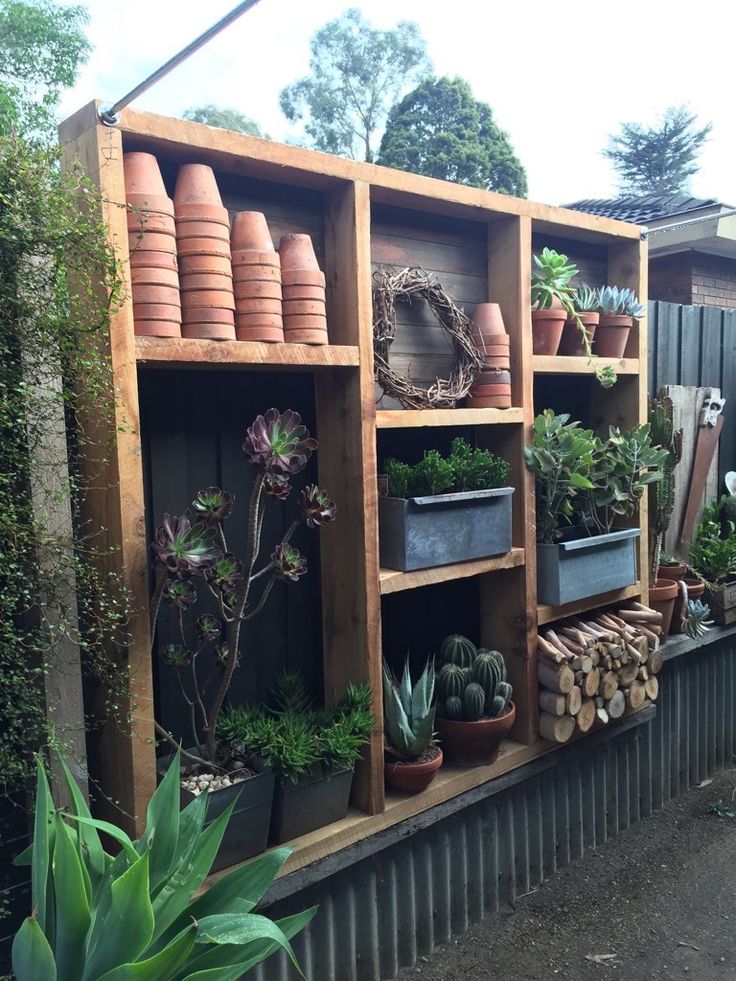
[397, 770, 736, 981]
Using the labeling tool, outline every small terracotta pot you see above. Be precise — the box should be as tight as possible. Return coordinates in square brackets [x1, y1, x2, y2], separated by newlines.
[181, 290, 236, 310]
[134, 319, 181, 338]
[559, 312, 599, 356]
[595, 316, 633, 358]
[671, 578, 706, 634]
[133, 303, 181, 322]
[181, 307, 235, 326]
[648, 578, 679, 640]
[279, 233, 319, 273]
[174, 203, 230, 224]
[658, 562, 688, 581]
[532, 308, 566, 355]
[129, 249, 178, 271]
[181, 322, 236, 341]
[179, 273, 234, 292]
[281, 268, 325, 287]
[384, 747, 443, 794]
[231, 250, 281, 269]
[282, 284, 325, 301]
[283, 314, 327, 330]
[124, 152, 167, 197]
[125, 192, 174, 216]
[471, 302, 507, 335]
[231, 212, 275, 252]
[233, 281, 283, 300]
[236, 313, 284, 330]
[232, 265, 283, 283]
[179, 255, 232, 276]
[234, 298, 283, 314]
[131, 266, 180, 288]
[128, 230, 177, 254]
[283, 328, 328, 345]
[475, 369, 511, 385]
[174, 164, 223, 207]
[436, 702, 516, 766]
[476, 342, 510, 355]
[175, 220, 231, 241]
[133, 284, 181, 306]
[127, 211, 176, 235]
[236, 325, 285, 343]
[465, 395, 512, 408]
[468, 384, 511, 397]
[177, 238, 231, 258]
[480, 357, 511, 371]
[282, 299, 325, 316]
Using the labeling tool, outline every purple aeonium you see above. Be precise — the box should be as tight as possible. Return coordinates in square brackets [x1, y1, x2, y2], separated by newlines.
[152, 514, 219, 577]
[243, 408, 318, 475]
[272, 542, 308, 582]
[298, 484, 337, 528]
[205, 552, 244, 590]
[263, 473, 291, 501]
[196, 613, 222, 642]
[163, 644, 190, 667]
[163, 577, 197, 610]
[192, 487, 233, 524]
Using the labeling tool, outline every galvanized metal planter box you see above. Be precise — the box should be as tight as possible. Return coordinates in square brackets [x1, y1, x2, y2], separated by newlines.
[537, 527, 640, 606]
[378, 486, 514, 572]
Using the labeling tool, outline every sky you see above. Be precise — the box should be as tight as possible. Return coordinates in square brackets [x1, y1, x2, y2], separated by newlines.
[59, 0, 736, 208]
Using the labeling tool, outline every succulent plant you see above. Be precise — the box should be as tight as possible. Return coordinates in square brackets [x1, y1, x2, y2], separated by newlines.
[473, 649, 507, 713]
[463, 682, 486, 721]
[439, 634, 477, 668]
[573, 282, 599, 312]
[382, 657, 437, 757]
[162, 577, 197, 609]
[196, 613, 221, 642]
[263, 473, 292, 500]
[648, 394, 683, 579]
[531, 247, 578, 313]
[443, 695, 463, 719]
[162, 643, 190, 667]
[192, 485, 233, 524]
[272, 542, 307, 581]
[384, 438, 509, 499]
[437, 662, 467, 700]
[619, 288, 647, 318]
[598, 285, 646, 318]
[205, 551, 244, 590]
[152, 513, 219, 577]
[243, 408, 318, 475]
[298, 484, 337, 528]
[437, 642, 513, 720]
[683, 599, 714, 639]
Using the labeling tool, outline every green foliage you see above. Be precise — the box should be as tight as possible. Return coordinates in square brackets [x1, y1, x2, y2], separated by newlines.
[438, 634, 477, 669]
[648, 394, 683, 577]
[689, 497, 736, 587]
[0, 0, 90, 138]
[12, 753, 314, 979]
[384, 437, 510, 498]
[531, 248, 578, 314]
[573, 283, 599, 312]
[182, 104, 267, 137]
[280, 7, 430, 162]
[377, 75, 527, 197]
[382, 657, 437, 757]
[604, 105, 712, 195]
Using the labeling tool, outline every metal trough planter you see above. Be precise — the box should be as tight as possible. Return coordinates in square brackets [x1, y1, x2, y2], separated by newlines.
[536, 527, 640, 606]
[378, 486, 514, 572]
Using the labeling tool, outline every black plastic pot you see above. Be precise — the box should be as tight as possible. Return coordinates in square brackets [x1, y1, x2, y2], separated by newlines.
[269, 765, 353, 844]
[157, 750, 275, 873]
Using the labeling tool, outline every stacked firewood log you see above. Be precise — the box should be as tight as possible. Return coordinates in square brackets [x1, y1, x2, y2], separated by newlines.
[537, 603, 663, 743]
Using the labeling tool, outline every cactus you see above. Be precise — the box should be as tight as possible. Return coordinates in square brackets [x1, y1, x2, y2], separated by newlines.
[463, 683, 486, 721]
[473, 649, 508, 714]
[648, 394, 683, 579]
[443, 695, 463, 720]
[492, 681, 513, 717]
[439, 634, 477, 668]
[437, 662, 466, 701]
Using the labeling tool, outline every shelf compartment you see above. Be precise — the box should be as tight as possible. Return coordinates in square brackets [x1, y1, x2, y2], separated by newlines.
[379, 547, 525, 595]
[376, 408, 524, 428]
[537, 580, 643, 625]
[533, 356, 639, 375]
[135, 337, 360, 371]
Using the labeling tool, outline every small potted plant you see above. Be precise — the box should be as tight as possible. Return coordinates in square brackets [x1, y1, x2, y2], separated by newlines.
[689, 497, 736, 625]
[379, 436, 513, 571]
[434, 635, 515, 766]
[595, 285, 646, 358]
[531, 247, 576, 356]
[559, 283, 599, 356]
[383, 656, 442, 794]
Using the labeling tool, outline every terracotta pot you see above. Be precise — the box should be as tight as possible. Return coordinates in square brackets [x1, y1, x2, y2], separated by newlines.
[232, 264, 282, 283]
[531, 308, 566, 355]
[595, 316, 633, 358]
[475, 369, 511, 385]
[174, 203, 230, 224]
[282, 284, 325, 301]
[436, 702, 516, 766]
[231, 212, 275, 252]
[476, 342, 510, 356]
[480, 357, 511, 371]
[236, 313, 284, 328]
[384, 747, 443, 795]
[131, 266, 180, 288]
[133, 284, 181, 306]
[282, 299, 326, 316]
[124, 152, 167, 197]
[177, 238, 231, 258]
[283, 314, 327, 331]
[281, 268, 325, 288]
[175, 220, 231, 241]
[234, 298, 283, 315]
[233, 281, 283, 300]
[559, 312, 599, 356]
[231, 250, 281, 269]
[279, 233, 319, 273]
[134, 319, 181, 338]
[465, 395, 512, 408]
[133, 303, 181, 322]
[127, 211, 176, 235]
[174, 164, 223, 207]
[129, 230, 177, 254]
[179, 273, 234, 292]
[181, 322, 236, 341]
[125, 192, 174, 216]
[236, 325, 285, 343]
[671, 578, 705, 634]
[181, 307, 235, 326]
[468, 384, 511, 397]
[181, 291, 235, 311]
[283, 328, 328, 345]
[648, 578, 679, 640]
[129, 249, 178, 271]
[658, 562, 688, 581]
[179, 255, 232, 276]
[471, 302, 506, 335]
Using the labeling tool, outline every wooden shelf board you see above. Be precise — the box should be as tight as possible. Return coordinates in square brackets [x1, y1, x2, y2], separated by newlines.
[379, 548, 525, 595]
[376, 407, 524, 428]
[537, 581, 643, 625]
[135, 336, 360, 371]
[533, 355, 639, 375]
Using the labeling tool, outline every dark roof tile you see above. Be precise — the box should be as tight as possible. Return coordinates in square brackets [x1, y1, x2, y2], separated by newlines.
[564, 194, 721, 224]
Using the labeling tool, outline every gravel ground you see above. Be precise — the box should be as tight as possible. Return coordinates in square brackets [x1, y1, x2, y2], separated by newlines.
[397, 769, 736, 981]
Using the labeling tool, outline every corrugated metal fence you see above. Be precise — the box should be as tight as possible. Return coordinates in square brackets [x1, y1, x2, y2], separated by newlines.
[648, 300, 736, 486]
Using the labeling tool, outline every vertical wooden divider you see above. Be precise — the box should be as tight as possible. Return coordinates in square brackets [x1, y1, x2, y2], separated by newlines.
[317, 180, 384, 814]
[479, 216, 539, 744]
[59, 104, 155, 834]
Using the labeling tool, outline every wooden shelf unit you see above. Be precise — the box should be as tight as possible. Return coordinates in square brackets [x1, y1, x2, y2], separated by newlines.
[59, 101, 649, 843]
[533, 355, 639, 375]
[537, 581, 643, 626]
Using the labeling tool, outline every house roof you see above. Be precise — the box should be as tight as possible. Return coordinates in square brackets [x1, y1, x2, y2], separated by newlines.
[564, 194, 723, 226]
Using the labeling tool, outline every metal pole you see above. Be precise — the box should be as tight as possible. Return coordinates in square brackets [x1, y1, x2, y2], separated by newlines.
[98, 0, 264, 126]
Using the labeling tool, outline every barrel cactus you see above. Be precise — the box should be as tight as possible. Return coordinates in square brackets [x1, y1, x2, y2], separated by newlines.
[437, 662, 467, 701]
[463, 683, 486, 721]
[439, 634, 477, 668]
[436, 639, 513, 721]
[489, 680, 513, 718]
[442, 695, 463, 720]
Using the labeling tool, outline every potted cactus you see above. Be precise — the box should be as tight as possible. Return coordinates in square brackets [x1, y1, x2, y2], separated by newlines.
[382, 657, 442, 793]
[435, 635, 515, 766]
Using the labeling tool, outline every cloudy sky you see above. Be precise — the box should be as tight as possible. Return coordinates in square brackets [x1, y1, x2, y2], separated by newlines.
[60, 0, 735, 207]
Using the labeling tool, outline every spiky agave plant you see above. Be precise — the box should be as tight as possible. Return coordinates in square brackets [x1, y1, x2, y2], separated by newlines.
[382, 657, 437, 758]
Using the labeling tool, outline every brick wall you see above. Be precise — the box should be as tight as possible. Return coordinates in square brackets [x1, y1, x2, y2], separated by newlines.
[650, 252, 736, 307]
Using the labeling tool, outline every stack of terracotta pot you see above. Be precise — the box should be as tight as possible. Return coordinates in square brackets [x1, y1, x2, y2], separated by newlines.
[279, 233, 328, 345]
[465, 302, 512, 408]
[124, 152, 181, 338]
[174, 164, 235, 341]
[231, 212, 284, 343]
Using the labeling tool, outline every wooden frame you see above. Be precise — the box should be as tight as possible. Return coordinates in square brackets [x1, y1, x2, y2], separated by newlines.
[59, 101, 648, 843]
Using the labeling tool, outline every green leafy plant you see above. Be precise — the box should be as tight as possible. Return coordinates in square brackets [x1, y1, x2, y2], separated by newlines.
[572, 282, 599, 312]
[436, 638, 512, 720]
[689, 497, 736, 588]
[648, 394, 683, 578]
[382, 657, 437, 757]
[384, 437, 510, 498]
[12, 752, 315, 980]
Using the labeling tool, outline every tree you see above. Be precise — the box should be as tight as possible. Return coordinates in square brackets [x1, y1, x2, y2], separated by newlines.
[183, 104, 267, 138]
[604, 105, 712, 195]
[377, 76, 528, 197]
[279, 7, 431, 162]
[0, 0, 91, 138]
